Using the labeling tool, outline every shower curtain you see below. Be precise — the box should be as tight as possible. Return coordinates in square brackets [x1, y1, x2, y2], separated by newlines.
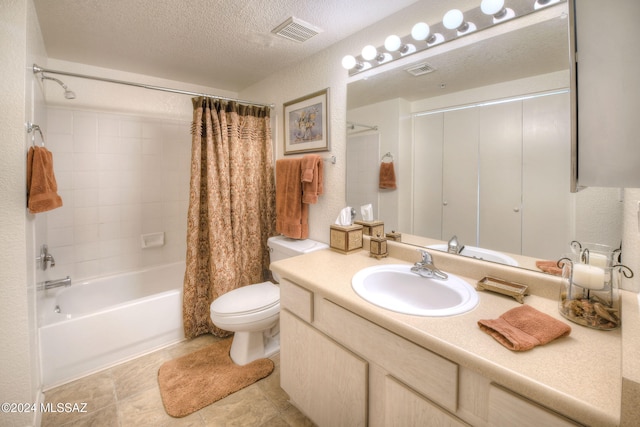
[183, 97, 276, 338]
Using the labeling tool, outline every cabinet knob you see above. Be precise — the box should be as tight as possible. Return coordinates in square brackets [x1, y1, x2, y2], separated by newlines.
[513, 207, 520, 212]
[443, 201, 448, 206]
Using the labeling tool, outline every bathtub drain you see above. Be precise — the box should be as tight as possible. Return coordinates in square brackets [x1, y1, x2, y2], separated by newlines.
[54, 305, 61, 313]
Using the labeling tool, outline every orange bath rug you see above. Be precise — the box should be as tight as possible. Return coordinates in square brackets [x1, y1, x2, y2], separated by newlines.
[157, 338, 274, 417]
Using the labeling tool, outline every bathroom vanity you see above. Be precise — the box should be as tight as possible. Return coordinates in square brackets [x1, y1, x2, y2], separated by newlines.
[271, 242, 640, 426]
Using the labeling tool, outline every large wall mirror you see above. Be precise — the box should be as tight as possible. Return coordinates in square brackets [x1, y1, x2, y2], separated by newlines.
[346, 1, 623, 272]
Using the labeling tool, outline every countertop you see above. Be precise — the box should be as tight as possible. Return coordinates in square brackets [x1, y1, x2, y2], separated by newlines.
[270, 242, 638, 427]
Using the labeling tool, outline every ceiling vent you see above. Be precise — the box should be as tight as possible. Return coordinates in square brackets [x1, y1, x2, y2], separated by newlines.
[271, 16, 323, 43]
[405, 63, 436, 77]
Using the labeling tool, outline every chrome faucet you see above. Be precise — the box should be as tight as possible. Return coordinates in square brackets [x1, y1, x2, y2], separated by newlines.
[447, 235, 465, 254]
[411, 250, 448, 280]
[38, 276, 72, 291]
[37, 244, 56, 270]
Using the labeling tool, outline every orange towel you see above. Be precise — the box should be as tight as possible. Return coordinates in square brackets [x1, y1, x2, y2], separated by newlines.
[536, 260, 563, 276]
[276, 158, 308, 239]
[301, 154, 323, 204]
[379, 161, 397, 190]
[478, 305, 571, 351]
[26, 146, 63, 214]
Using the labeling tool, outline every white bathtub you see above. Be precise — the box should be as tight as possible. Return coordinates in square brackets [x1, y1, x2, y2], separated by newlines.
[39, 261, 186, 389]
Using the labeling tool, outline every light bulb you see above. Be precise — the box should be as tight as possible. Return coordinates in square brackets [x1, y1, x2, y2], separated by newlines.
[411, 22, 430, 41]
[361, 45, 378, 61]
[341, 55, 356, 70]
[443, 9, 464, 30]
[384, 35, 402, 52]
[480, 0, 504, 15]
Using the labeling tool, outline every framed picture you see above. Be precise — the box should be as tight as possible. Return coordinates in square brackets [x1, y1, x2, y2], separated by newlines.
[283, 88, 330, 155]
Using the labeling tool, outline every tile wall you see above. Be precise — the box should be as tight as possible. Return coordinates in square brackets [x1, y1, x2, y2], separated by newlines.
[39, 108, 191, 281]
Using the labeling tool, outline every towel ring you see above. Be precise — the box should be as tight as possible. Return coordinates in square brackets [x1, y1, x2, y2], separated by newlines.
[381, 152, 393, 162]
[27, 122, 45, 147]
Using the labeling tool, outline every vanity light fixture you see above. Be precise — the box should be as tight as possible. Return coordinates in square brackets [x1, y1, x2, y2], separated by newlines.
[384, 35, 417, 56]
[443, 9, 477, 35]
[534, 0, 561, 10]
[481, 0, 515, 23]
[341, 0, 567, 75]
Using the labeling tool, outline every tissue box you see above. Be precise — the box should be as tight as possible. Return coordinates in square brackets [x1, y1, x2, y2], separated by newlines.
[330, 224, 363, 254]
[354, 220, 384, 237]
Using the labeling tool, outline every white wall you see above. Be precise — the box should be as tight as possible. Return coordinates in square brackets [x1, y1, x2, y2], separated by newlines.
[0, 0, 47, 425]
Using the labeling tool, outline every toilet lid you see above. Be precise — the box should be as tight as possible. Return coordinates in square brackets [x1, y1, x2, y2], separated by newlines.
[210, 282, 280, 316]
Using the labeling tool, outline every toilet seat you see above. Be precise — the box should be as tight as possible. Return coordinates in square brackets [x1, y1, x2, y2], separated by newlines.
[210, 282, 280, 324]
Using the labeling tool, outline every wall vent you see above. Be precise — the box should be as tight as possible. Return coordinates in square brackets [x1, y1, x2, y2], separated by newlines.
[271, 16, 323, 43]
[405, 63, 436, 76]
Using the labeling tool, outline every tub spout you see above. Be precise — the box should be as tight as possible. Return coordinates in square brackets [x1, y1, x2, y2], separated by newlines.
[38, 276, 72, 291]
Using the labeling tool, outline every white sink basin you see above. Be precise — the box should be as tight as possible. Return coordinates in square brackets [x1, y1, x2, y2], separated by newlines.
[351, 264, 479, 317]
[428, 244, 519, 267]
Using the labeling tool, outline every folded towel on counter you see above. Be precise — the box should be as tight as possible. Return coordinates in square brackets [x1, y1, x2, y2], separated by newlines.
[275, 158, 308, 239]
[379, 161, 397, 190]
[301, 154, 323, 204]
[535, 260, 563, 276]
[478, 305, 571, 351]
[26, 146, 63, 214]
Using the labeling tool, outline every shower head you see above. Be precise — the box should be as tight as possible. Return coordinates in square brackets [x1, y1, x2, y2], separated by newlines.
[40, 73, 76, 99]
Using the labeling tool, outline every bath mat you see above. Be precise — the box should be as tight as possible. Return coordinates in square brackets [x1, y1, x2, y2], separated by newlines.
[157, 338, 274, 417]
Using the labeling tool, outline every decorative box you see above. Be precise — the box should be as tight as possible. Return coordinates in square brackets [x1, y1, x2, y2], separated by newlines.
[369, 233, 388, 259]
[330, 224, 363, 254]
[354, 220, 384, 237]
[386, 230, 402, 242]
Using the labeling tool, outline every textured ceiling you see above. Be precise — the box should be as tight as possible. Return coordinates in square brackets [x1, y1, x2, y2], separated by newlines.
[33, 0, 422, 92]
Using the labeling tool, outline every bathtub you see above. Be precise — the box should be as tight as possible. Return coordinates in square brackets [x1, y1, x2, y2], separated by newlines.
[39, 261, 186, 389]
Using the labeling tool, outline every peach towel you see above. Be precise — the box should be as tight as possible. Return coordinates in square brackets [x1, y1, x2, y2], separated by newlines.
[276, 158, 308, 239]
[536, 260, 563, 276]
[301, 154, 323, 204]
[478, 305, 571, 351]
[379, 161, 397, 190]
[26, 146, 63, 214]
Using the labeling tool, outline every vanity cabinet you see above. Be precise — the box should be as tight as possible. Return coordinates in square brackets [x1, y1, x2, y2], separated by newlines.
[279, 278, 582, 427]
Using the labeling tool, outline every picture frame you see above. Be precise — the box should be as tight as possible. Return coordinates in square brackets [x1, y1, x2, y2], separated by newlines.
[283, 88, 330, 155]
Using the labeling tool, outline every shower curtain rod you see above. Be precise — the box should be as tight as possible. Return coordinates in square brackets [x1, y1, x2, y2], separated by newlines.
[32, 64, 275, 109]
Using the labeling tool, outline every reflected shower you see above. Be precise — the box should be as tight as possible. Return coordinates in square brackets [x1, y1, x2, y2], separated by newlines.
[39, 73, 76, 99]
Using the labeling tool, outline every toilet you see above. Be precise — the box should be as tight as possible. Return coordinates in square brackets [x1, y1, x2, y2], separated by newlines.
[210, 235, 328, 365]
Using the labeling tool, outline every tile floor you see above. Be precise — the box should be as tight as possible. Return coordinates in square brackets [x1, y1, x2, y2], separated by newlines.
[41, 334, 315, 426]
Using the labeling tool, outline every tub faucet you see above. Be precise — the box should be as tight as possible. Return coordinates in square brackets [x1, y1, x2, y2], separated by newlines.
[38, 276, 71, 291]
[38, 244, 56, 270]
[411, 250, 448, 280]
[447, 235, 465, 254]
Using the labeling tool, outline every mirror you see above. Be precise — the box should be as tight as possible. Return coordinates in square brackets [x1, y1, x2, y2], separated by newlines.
[346, 2, 623, 271]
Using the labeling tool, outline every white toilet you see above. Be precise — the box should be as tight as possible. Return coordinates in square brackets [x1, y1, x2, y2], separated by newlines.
[210, 236, 328, 365]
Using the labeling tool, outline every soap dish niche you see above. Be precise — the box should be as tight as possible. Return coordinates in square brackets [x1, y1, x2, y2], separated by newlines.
[141, 232, 165, 249]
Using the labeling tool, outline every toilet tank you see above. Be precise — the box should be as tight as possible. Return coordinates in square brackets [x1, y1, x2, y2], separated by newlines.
[267, 236, 328, 282]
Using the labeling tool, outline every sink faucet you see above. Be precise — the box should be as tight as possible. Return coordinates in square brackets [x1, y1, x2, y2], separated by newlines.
[411, 250, 448, 280]
[447, 235, 465, 254]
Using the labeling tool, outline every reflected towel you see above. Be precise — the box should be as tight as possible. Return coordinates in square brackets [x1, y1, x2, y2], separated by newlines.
[379, 161, 397, 190]
[275, 158, 308, 239]
[27, 146, 63, 214]
[478, 305, 571, 351]
[536, 260, 563, 276]
[301, 154, 323, 204]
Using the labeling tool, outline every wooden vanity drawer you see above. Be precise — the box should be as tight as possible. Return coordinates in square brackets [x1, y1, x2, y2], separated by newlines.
[315, 297, 458, 413]
[488, 384, 580, 427]
[280, 279, 313, 323]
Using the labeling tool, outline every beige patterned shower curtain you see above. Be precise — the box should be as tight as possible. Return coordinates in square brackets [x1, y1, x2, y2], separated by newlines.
[183, 97, 276, 338]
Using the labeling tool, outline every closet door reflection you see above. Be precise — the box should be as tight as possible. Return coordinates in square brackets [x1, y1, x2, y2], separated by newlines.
[478, 101, 523, 254]
[442, 108, 479, 246]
